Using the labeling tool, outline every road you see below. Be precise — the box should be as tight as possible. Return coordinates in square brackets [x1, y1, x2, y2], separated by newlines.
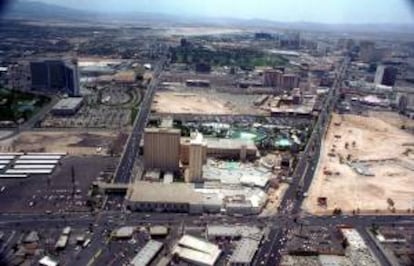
[113, 53, 168, 183]
[254, 57, 352, 266]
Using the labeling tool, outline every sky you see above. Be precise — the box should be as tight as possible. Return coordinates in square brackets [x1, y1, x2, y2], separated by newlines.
[20, 0, 414, 24]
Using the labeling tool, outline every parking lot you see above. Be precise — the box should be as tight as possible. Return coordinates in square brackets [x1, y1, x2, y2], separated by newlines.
[41, 86, 141, 129]
[0, 156, 118, 213]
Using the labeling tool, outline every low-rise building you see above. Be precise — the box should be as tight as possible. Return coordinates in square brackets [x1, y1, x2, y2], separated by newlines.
[126, 181, 204, 213]
[51, 97, 83, 116]
[130, 240, 163, 266]
[229, 238, 261, 266]
[173, 235, 221, 266]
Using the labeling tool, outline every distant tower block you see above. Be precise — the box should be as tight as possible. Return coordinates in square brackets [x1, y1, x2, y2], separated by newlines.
[240, 145, 247, 162]
[187, 133, 206, 183]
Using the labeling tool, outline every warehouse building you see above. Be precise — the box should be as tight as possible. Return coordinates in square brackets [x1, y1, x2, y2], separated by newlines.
[126, 180, 267, 215]
[229, 238, 262, 266]
[130, 240, 163, 266]
[126, 181, 205, 213]
[173, 235, 221, 266]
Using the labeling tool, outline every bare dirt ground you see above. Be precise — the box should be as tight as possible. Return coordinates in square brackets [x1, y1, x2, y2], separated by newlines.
[368, 110, 414, 129]
[304, 113, 414, 214]
[153, 92, 234, 114]
[153, 91, 267, 115]
[0, 131, 121, 156]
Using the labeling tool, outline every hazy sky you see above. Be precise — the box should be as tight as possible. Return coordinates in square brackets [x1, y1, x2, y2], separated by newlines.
[23, 0, 414, 24]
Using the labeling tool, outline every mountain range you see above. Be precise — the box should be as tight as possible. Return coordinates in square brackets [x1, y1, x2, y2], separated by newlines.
[2, 0, 414, 34]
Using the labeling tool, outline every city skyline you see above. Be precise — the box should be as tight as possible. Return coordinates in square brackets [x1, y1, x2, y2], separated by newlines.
[17, 0, 414, 24]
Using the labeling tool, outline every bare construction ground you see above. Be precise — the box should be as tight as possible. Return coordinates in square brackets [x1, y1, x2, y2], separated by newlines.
[153, 91, 267, 115]
[1, 131, 125, 156]
[304, 113, 414, 214]
[368, 110, 414, 129]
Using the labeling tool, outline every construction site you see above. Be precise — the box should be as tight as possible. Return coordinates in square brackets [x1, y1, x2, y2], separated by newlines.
[304, 113, 414, 214]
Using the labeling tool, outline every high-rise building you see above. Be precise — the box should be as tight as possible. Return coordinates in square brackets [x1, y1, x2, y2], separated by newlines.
[282, 74, 300, 90]
[144, 128, 181, 172]
[374, 65, 385, 85]
[381, 66, 398, 86]
[359, 41, 375, 63]
[186, 133, 206, 183]
[30, 59, 80, 96]
[280, 32, 300, 50]
[375, 65, 397, 86]
[263, 69, 283, 87]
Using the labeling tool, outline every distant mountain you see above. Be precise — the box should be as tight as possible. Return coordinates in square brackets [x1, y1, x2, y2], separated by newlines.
[2, 0, 414, 34]
[2, 1, 201, 25]
[3, 0, 91, 20]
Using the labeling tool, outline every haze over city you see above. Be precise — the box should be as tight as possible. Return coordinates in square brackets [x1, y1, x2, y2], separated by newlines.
[16, 0, 414, 24]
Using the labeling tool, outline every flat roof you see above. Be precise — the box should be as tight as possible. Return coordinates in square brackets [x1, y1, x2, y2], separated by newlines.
[131, 240, 163, 266]
[182, 137, 257, 151]
[13, 165, 56, 169]
[179, 235, 220, 255]
[174, 235, 221, 266]
[6, 169, 53, 174]
[0, 156, 15, 160]
[145, 127, 181, 134]
[207, 225, 262, 239]
[229, 238, 261, 264]
[15, 160, 59, 164]
[149, 226, 169, 236]
[341, 229, 367, 249]
[26, 152, 67, 155]
[114, 226, 135, 238]
[53, 97, 83, 110]
[128, 182, 202, 204]
[19, 155, 62, 160]
[0, 174, 28, 178]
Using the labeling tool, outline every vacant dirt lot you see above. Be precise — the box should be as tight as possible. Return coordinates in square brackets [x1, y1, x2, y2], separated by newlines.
[304, 113, 414, 214]
[153, 91, 267, 115]
[153, 92, 234, 114]
[368, 110, 414, 129]
[2, 130, 123, 155]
